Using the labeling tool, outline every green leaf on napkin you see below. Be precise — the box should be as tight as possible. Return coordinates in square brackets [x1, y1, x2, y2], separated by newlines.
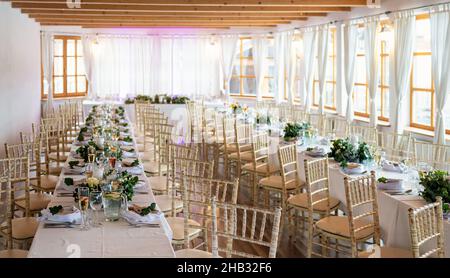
[140, 203, 157, 216]
[68, 161, 79, 169]
[131, 159, 140, 167]
[120, 122, 128, 127]
[64, 177, 74, 186]
[123, 136, 133, 143]
[49, 205, 63, 215]
[378, 177, 388, 184]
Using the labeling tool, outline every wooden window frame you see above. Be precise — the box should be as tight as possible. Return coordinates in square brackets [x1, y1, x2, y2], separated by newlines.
[230, 37, 274, 99]
[41, 35, 88, 99]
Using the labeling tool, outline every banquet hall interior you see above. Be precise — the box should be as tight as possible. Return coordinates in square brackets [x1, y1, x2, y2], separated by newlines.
[1, 0, 450, 259]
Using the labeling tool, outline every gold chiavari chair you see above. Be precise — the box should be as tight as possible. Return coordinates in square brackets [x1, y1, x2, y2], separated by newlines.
[217, 203, 282, 258]
[315, 172, 380, 257]
[292, 107, 308, 123]
[143, 123, 173, 175]
[414, 141, 450, 171]
[168, 175, 239, 248]
[0, 157, 39, 250]
[241, 132, 279, 205]
[259, 144, 304, 223]
[220, 117, 238, 179]
[323, 116, 348, 139]
[175, 197, 219, 258]
[287, 158, 340, 257]
[409, 197, 445, 258]
[308, 113, 325, 135]
[378, 131, 415, 163]
[0, 170, 28, 258]
[348, 124, 378, 146]
[139, 110, 166, 158]
[228, 123, 254, 184]
[41, 117, 70, 165]
[5, 141, 58, 195]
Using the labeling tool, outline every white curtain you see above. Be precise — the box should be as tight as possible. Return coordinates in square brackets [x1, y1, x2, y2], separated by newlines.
[274, 33, 285, 103]
[302, 30, 317, 112]
[82, 35, 96, 100]
[364, 19, 380, 127]
[317, 26, 329, 114]
[94, 35, 220, 100]
[343, 23, 358, 123]
[335, 23, 346, 116]
[284, 32, 296, 104]
[389, 11, 416, 134]
[253, 36, 268, 101]
[41, 31, 54, 109]
[219, 35, 239, 99]
[431, 4, 450, 144]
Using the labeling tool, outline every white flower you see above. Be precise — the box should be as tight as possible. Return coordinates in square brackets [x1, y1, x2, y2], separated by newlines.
[87, 177, 100, 187]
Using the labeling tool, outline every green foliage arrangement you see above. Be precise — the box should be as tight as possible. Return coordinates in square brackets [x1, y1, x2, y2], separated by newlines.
[419, 170, 450, 213]
[283, 122, 311, 141]
[328, 138, 373, 168]
[117, 171, 139, 201]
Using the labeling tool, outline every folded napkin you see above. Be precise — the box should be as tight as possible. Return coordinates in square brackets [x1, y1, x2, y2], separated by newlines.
[342, 163, 366, 175]
[40, 206, 82, 224]
[123, 151, 138, 159]
[121, 145, 135, 152]
[122, 158, 139, 167]
[121, 210, 163, 225]
[377, 178, 404, 191]
[120, 141, 134, 147]
[381, 160, 408, 173]
[64, 167, 85, 175]
[123, 166, 143, 175]
[319, 137, 330, 145]
[134, 181, 148, 193]
[306, 146, 327, 157]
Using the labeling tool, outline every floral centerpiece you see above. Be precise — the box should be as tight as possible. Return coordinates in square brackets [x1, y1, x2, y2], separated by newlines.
[230, 102, 242, 114]
[283, 122, 312, 141]
[328, 138, 374, 168]
[419, 170, 450, 213]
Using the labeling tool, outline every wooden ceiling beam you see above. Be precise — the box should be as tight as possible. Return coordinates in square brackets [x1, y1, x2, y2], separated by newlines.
[23, 10, 327, 17]
[11, 0, 368, 7]
[31, 15, 307, 21]
[36, 20, 287, 26]
[39, 22, 277, 28]
[12, 3, 352, 12]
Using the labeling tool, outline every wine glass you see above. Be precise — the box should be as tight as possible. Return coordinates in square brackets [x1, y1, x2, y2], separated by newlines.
[78, 187, 90, 231]
[89, 191, 103, 227]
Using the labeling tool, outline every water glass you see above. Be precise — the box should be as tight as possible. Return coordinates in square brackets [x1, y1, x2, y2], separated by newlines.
[89, 191, 103, 227]
[102, 190, 127, 222]
[78, 187, 90, 231]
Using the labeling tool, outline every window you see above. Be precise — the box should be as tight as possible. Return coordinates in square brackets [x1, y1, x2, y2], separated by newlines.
[312, 29, 336, 110]
[42, 36, 88, 98]
[377, 35, 390, 121]
[353, 26, 369, 117]
[410, 15, 434, 132]
[230, 37, 274, 97]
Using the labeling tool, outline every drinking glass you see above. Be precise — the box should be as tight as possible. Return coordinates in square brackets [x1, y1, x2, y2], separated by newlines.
[102, 190, 127, 222]
[78, 187, 90, 231]
[89, 191, 103, 227]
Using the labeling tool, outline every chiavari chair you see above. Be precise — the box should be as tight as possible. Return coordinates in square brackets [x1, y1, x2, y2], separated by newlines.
[220, 117, 238, 179]
[409, 197, 445, 258]
[259, 144, 304, 224]
[143, 122, 173, 175]
[287, 158, 340, 257]
[217, 203, 282, 258]
[139, 110, 166, 158]
[41, 116, 70, 165]
[292, 107, 308, 123]
[308, 113, 325, 135]
[0, 157, 39, 250]
[241, 132, 279, 205]
[315, 172, 381, 257]
[323, 116, 348, 139]
[169, 175, 239, 248]
[228, 123, 254, 184]
[348, 124, 378, 146]
[5, 141, 58, 195]
[378, 131, 415, 163]
[0, 171, 29, 258]
[414, 141, 450, 171]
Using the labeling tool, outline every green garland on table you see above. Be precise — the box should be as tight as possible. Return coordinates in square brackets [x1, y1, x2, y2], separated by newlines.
[328, 138, 373, 168]
[117, 171, 138, 201]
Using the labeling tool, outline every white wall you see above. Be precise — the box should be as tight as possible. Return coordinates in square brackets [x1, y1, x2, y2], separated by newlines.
[0, 2, 41, 157]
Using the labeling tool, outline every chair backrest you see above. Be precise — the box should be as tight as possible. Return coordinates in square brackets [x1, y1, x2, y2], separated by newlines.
[378, 132, 414, 162]
[408, 196, 445, 258]
[349, 124, 378, 146]
[292, 107, 307, 123]
[217, 203, 282, 258]
[308, 113, 325, 134]
[323, 116, 348, 138]
[4, 141, 42, 188]
[344, 171, 381, 258]
[278, 144, 299, 195]
[304, 158, 333, 217]
[414, 141, 450, 171]
[249, 132, 270, 171]
[222, 117, 236, 153]
[181, 175, 239, 250]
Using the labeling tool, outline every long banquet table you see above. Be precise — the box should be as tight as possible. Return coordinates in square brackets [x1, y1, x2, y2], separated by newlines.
[28, 108, 175, 258]
[267, 135, 450, 257]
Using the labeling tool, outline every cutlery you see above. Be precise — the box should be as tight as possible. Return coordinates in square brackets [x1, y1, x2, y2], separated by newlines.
[130, 223, 160, 228]
[386, 189, 412, 196]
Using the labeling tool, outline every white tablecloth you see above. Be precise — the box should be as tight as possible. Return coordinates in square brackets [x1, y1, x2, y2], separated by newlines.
[28, 109, 175, 258]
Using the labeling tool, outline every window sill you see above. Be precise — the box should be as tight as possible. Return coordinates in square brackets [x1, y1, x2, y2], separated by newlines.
[402, 127, 450, 142]
[41, 96, 87, 101]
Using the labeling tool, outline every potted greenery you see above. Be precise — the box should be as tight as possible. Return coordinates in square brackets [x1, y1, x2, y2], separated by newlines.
[165, 95, 172, 104]
[154, 94, 160, 104]
[283, 123, 302, 141]
[328, 138, 373, 168]
[419, 170, 450, 214]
